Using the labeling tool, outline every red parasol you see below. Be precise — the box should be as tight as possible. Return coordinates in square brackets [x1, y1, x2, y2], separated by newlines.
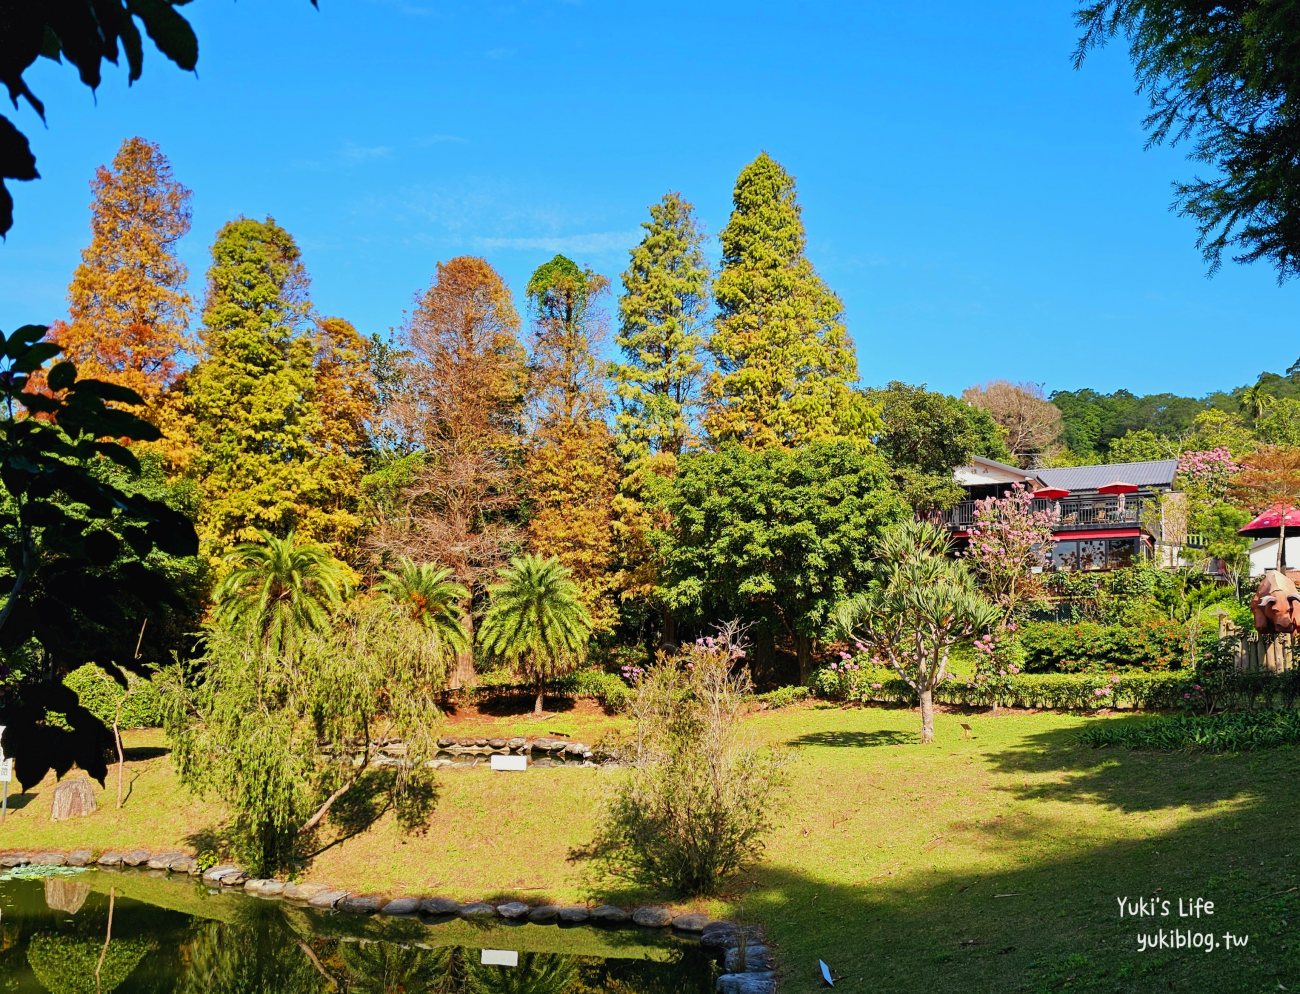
[1098, 480, 1139, 495]
[1032, 486, 1070, 500]
[1238, 505, 1300, 538]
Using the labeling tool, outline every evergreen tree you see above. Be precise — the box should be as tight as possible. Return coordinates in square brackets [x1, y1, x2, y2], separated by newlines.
[186, 217, 355, 556]
[705, 153, 859, 448]
[51, 137, 193, 409]
[524, 255, 620, 632]
[613, 192, 710, 460]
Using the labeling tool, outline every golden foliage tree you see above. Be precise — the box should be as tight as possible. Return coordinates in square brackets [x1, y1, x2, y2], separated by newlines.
[524, 255, 620, 632]
[370, 256, 528, 684]
[51, 137, 193, 410]
[1231, 446, 1300, 569]
[961, 380, 1064, 467]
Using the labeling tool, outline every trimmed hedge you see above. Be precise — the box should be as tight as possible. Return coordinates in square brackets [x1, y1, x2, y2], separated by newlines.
[466, 667, 632, 712]
[63, 664, 164, 728]
[1016, 619, 1209, 673]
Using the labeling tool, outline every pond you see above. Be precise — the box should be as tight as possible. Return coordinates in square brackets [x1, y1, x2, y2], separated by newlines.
[0, 869, 719, 993]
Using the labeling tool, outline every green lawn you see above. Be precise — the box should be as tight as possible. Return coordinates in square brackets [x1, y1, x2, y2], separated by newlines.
[4, 705, 1298, 992]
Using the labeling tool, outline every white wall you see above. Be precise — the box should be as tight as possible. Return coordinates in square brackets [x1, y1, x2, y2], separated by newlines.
[1248, 537, 1300, 578]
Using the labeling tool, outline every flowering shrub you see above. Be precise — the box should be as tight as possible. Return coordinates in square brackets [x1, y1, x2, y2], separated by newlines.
[1177, 448, 1242, 494]
[963, 484, 1055, 622]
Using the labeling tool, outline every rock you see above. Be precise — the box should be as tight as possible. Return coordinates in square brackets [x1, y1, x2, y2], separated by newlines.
[527, 905, 561, 923]
[557, 906, 590, 924]
[283, 882, 331, 902]
[590, 905, 630, 924]
[96, 852, 123, 868]
[488, 738, 507, 750]
[340, 895, 384, 914]
[219, 870, 248, 887]
[380, 742, 409, 757]
[632, 906, 673, 928]
[50, 779, 98, 822]
[437, 737, 455, 748]
[715, 973, 776, 994]
[147, 854, 182, 870]
[459, 902, 497, 919]
[122, 850, 151, 868]
[700, 923, 761, 950]
[564, 742, 588, 757]
[202, 864, 239, 883]
[496, 901, 530, 919]
[168, 856, 196, 874]
[243, 879, 273, 895]
[32, 852, 67, 867]
[307, 889, 350, 909]
[420, 897, 462, 916]
[1, 853, 32, 868]
[507, 737, 527, 751]
[257, 880, 286, 896]
[66, 850, 94, 868]
[381, 898, 421, 916]
[724, 945, 773, 972]
[672, 913, 711, 933]
[533, 738, 562, 752]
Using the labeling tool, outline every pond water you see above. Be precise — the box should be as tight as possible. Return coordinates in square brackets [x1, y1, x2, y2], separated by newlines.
[0, 870, 718, 993]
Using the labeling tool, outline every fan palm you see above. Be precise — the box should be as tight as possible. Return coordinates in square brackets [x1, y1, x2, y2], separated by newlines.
[477, 555, 592, 714]
[376, 558, 470, 658]
[213, 531, 350, 654]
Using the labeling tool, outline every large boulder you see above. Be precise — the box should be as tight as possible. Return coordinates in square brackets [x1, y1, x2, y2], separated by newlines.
[49, 779, 97, 822]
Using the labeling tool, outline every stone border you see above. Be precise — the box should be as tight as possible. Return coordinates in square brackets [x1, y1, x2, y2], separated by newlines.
[0, 848, 775, 992]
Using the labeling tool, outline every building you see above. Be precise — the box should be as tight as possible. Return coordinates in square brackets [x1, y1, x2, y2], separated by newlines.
[942, 456, 1182, 571]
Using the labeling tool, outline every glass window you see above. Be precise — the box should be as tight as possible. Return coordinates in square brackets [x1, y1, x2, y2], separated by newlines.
[1051, 541, 1078, 570]
[1078, 539, 1107, 571]
[1108, 539, 1135, 568]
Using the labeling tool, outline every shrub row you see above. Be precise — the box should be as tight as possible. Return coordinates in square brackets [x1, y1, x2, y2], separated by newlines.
[1016, 619, 1213, 673]
[1081, 710, 1300, 752]
[465, 667, 633, 712]
[63, 664, 165, 728]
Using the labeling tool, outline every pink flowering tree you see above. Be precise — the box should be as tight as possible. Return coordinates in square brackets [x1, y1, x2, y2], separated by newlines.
[964, 484, 1055, 627]
[1177, 448, 1249, 584]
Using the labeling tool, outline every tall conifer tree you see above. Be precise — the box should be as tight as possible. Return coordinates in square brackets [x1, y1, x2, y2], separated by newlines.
[524, 255, 619, 632]
[613, 192, 710, 461]
[186, 217, 358, 556]
[705, 153, 859, 448]
[52, 136, 192, 410]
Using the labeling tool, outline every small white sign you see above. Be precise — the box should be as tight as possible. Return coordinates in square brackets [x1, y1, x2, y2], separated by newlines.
[490, 754, 527, 772]
[481, 949, 519, 967]
[0, 759, 12, 784]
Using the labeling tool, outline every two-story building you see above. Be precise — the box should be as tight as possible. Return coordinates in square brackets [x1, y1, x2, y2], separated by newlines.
[942, 456, 1181, 571]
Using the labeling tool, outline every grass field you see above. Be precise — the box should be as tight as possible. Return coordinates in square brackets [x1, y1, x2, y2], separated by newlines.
[4, 703, 1298, 993]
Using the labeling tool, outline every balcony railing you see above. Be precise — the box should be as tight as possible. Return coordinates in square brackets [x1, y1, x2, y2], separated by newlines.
[940, 495, 1156, 534]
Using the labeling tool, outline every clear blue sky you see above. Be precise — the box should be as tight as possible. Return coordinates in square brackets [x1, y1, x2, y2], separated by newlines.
[3, 0, 1295, 398]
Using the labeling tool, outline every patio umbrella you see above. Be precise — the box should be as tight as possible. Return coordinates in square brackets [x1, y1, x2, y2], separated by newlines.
[1239, 505, 1300, 570]
[1097, 480, 1139, 495]
[1032, 486, 1070, 500]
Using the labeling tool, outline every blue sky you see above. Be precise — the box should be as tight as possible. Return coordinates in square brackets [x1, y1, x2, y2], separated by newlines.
[3, 0, 1295, 398]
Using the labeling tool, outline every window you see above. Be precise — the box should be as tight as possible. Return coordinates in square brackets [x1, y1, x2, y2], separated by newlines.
[1051, 541, 1078, 570]
[1078, 539, 1107, 571]
[1108, 539, 1135, 568]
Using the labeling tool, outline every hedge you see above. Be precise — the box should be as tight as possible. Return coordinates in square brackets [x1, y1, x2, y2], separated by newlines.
[63, 664, 165, 728]
[464, 666, 632, 712]
[1081, 710, 1300, 752]
[1016, 619, 1212, 673]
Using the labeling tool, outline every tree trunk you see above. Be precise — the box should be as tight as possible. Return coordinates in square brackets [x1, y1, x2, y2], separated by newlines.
[919, 688, 936, 744]
[660, 609, 677, 650]
[452, 605, 476, 689]
[1280, 518, 1289, 571]
[535, 684, 545, 716]
[796, 633, 813, 685]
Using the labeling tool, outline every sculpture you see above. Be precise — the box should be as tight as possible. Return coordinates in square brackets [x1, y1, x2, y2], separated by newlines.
[1251, 570, 1300, 634]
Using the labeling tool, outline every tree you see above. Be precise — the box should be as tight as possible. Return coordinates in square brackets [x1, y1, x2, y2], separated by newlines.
[371, 256, 528, 685]
[46, 137, 192, 409]
[588, 625, 786, 896]
[163, 595, 448, 875]
[0, 322, 198, 789]
[1230, 446, 1300, 570]
[213, 531, 350, 656]
[866, 381, 1010, 511]
[834, 520, 1000, 744]
[185, 217, 355, 555]
[1106, 428, 1176, 463]
[1255, 397, 1300, 447]
[1176, 448, 1249, 588]
[376, 558, 469, 658]
[476, 555, 593, 715]
[613, 192, 711, 461]
[659, 441, 910, 682]
[962, 380, 1064, 466]
[524, 256, 620, 631]
[704, 153, 859, 448]
[1183, 408, 1255, 456]
[1076, 1, 1300, 280]
[962, 485, 1055, 625]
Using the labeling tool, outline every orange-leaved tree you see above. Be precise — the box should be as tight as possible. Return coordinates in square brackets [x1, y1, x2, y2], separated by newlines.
[1231, 446, 1300, 570]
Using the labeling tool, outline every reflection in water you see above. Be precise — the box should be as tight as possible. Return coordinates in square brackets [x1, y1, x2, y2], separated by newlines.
[0, 875, 716, 994]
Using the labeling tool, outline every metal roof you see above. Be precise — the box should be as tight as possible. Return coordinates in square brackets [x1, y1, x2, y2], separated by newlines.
[1035, 459, 1179, 493]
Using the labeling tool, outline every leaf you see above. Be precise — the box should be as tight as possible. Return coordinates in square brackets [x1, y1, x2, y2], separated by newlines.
[0, 115, 39, 181]
[3, 323, 50, 356]
[126, 0, 199, 71]
[11, 341, 61, 373]
[46, 360, 76, 391]
[90, 440, 141, 473]
[67, 377, 144, 406]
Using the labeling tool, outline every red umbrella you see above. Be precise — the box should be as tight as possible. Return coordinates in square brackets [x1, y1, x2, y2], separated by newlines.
[1032, 486, 1070, 500]
[1098, 480, 1139, 495]
[1238, 505, 1300, 537]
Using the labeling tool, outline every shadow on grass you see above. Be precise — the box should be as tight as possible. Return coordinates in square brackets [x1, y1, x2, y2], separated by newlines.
[784, 730, 913, 748]
[121, 744, 169, 762]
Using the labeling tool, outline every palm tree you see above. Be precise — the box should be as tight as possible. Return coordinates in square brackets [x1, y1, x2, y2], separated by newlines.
[477, 554, 592, 715]
[213, 531, 350, 653]
[376, 558, 470, 658]
[1241, 381, 1277, 422]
